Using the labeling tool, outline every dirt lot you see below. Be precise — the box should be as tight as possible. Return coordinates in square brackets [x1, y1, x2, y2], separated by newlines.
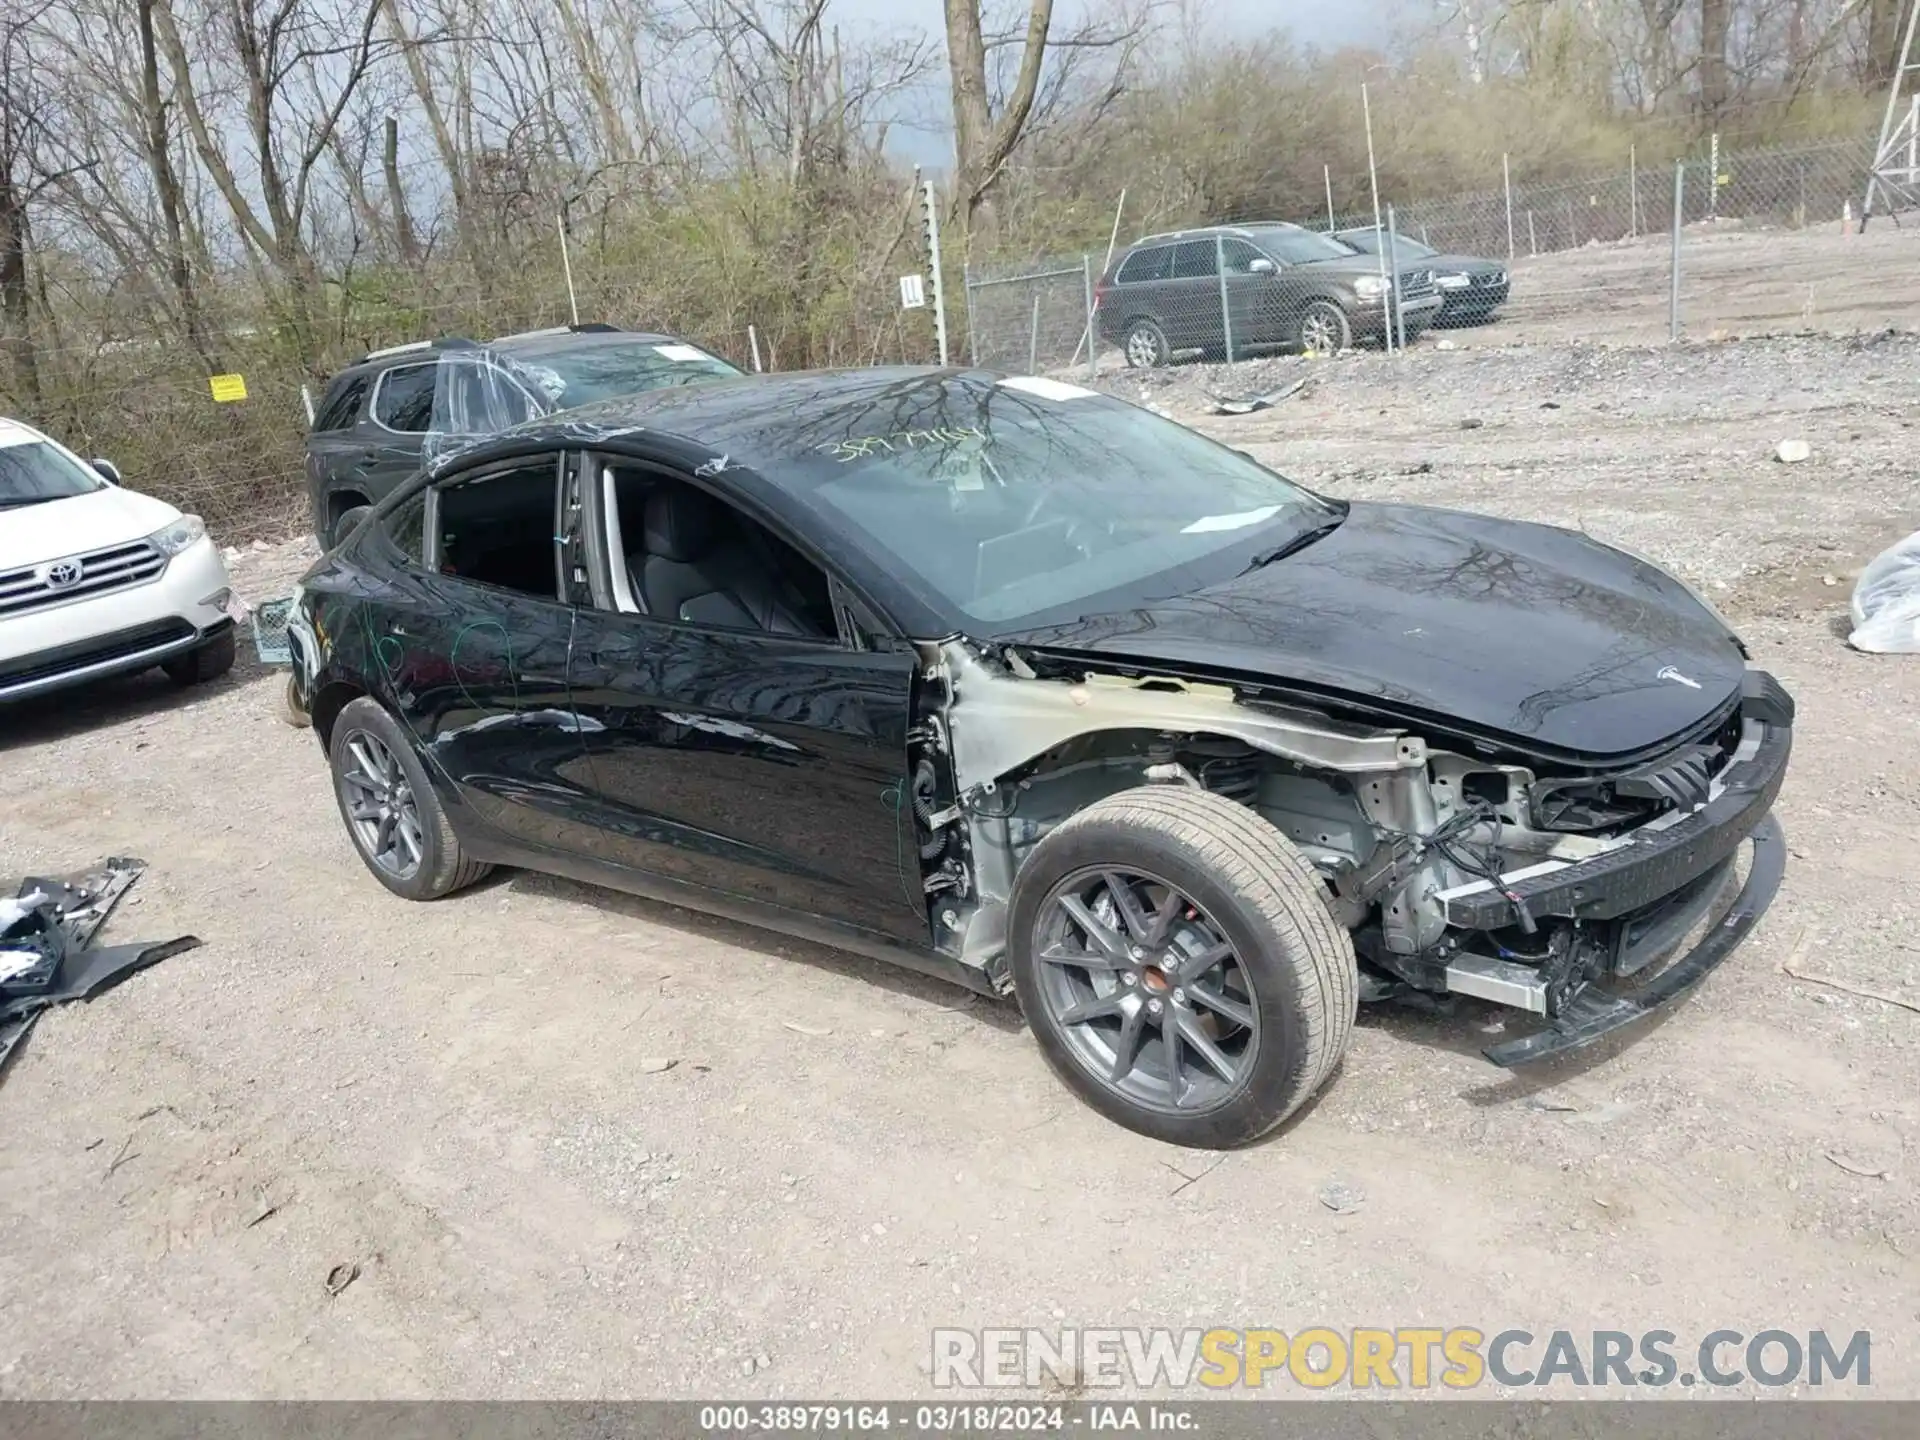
[3, 332, 1918, 1400]
[1453, 221, 1920, 349]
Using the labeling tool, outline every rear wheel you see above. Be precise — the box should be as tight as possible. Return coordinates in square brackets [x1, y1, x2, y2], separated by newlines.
[329, 696, 491, 901]
[329, 504, 372, 550]
[1009, 786, 1357, 1148]
[162, 628, 235, 686]
[1122, 318, 1171, 369]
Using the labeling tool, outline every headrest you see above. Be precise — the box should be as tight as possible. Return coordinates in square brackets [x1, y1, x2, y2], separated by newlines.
[643, 487, 722, 562]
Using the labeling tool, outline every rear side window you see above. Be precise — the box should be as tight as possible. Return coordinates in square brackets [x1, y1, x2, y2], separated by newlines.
[313, 374, 370, 432]
[1170, 240, 1218, 279]
[373, 362, 439, 433]
[1116, 246, 1172, 283]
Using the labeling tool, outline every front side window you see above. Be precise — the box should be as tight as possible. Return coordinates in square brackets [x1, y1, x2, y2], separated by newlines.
[747, 375, 1339, 632]
[0, 438, 108, 510]
[374, 362, 439, 433]
[434, 457, 561, 599]
[603, 466, 836, 639]
[1170, 240, 1218, 279]
[1222, 238, 1270, 273]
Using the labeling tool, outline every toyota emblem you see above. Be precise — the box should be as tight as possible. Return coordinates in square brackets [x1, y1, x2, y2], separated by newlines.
[44, 559, 83, 589]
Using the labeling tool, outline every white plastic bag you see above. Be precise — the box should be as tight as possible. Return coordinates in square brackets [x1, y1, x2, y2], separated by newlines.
[1849, 529, 1920, 653]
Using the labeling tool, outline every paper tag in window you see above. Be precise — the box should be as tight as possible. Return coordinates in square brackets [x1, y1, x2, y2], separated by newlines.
[1183, 505, 1282, 534]
[654, 344, 710, 363]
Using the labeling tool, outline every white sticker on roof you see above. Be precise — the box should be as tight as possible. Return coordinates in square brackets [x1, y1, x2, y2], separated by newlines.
[654, 344, 711, 363]
[998, 376, 1097, 401]
[1182, 504, 1283, 535]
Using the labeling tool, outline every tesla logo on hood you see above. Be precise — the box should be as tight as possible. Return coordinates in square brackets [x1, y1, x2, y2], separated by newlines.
[1657, 665, 1702, 690]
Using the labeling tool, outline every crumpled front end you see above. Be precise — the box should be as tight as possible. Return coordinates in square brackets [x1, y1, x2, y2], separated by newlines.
[909, 638, 1792, 1065]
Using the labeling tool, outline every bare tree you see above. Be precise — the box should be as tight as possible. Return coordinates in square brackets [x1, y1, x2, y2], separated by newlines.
[944, 0, 1054, 237]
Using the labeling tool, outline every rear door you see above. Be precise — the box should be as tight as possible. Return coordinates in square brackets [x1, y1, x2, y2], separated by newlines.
[1165, 238, 1222, 351]
[375, 450, 603, 857]
[305, 372, 374, 537]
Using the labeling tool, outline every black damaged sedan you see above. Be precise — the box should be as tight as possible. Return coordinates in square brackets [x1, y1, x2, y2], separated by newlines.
[287, 369, 1790, 1147]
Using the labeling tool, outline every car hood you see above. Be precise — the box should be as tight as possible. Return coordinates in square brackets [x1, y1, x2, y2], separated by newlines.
[1427, 254, 1505, 277]
[1000, 502, 1746, 761]
[0, 486, 179, 569]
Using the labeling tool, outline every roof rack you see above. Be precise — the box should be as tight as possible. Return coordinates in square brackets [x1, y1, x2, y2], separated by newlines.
[490, 322, 625, 342]
[356, 334, 481, 363]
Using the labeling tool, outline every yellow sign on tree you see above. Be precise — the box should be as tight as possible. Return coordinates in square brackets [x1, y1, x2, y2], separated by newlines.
[209, 373, 248, 403]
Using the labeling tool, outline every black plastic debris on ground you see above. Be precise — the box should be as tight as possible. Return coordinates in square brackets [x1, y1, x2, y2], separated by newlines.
[0, 857, 200, 1084]
[1208, 375, 1316, 416]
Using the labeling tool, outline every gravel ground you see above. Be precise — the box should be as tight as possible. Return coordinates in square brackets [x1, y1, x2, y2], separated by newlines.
[2, 333, 1918, 1400]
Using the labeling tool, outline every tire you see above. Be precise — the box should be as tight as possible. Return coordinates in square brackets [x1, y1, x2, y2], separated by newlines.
[161, 627, 236, 686]
[329, 505, 372, 550]
[1122, 318, 1171, 369]
[279, 671, 311, 729]
[328, 696, 491, 901]
[1296, 301, 1351, 356]
[1008, 785, 1357, 1148]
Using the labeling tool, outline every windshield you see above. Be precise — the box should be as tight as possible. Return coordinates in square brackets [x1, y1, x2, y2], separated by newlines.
[1337, 230, 1437, 260]
[0, 438, 106, 508]
[1254, 228, 1359, 264]
[767, 376, 1336, 630]
[515, 340, 744, 408]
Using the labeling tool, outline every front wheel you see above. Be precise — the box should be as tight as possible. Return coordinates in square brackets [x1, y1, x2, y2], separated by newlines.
[329, 696, 491, 901]
[1296, 301, 1352, 356]
[1008, 786, 1357, 1148]
[162, 628, 236, 686]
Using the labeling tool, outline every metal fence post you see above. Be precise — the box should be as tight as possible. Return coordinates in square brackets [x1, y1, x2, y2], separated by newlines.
[1503, 153, 1515, 260]
[1027, 291, 1041, 374]
[1527, 210, 1537, 257]
[1215, 234, 1235, 366]
[1629, 144, 1639, 239]
[1709, 132, 1720, 219]
[1325, 165, 1336, 231]
[963, 261, 978, 368]
[1385, 204, 1405, 353]
[1082, 253, 1098, 379]
[1669, 161, 1686, 342]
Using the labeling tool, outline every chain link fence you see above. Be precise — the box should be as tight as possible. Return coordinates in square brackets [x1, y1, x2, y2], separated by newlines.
[966, 130, 1920, 375]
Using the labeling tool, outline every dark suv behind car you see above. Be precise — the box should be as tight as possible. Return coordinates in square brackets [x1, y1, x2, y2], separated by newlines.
[304, 323, 745, 546]
[1332, 227, 1511, 324]
[1095, 223, 1443, 367]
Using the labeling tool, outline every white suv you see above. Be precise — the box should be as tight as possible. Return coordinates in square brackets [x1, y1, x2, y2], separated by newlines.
[1, 417, 238, 704]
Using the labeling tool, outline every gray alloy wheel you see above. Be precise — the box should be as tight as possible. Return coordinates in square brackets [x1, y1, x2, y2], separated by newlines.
[1032, 865, 1260, 1115]
[1123, 319, 1171, 369]
[326, 696, 493, 901]
[1297, 301, 1350, 356]
[1009, 786, 1357, 1148]
[337, 726, 425, 882]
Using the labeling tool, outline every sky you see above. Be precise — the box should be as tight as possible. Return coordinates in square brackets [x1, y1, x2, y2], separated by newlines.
[856, 0, 1406, 163]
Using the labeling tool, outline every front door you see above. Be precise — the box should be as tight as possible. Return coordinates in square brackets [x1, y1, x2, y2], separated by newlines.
[565, 460, 928, 943]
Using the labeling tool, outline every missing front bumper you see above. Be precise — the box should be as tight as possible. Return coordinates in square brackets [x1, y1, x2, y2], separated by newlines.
[1476, 814, 1785, 1067]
